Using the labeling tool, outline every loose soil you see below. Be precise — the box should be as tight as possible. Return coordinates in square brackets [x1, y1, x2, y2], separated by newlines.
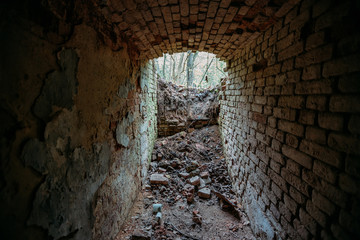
[116, 126, 255, 240]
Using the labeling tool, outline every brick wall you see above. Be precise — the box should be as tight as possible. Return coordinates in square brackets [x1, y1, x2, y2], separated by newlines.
[220, 0, 360, 239]
[139, 60, 159, 179]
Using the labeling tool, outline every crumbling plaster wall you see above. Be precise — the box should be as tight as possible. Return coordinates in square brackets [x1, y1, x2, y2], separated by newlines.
[220, 0, 360, 239]
[0, 7, 157, 240]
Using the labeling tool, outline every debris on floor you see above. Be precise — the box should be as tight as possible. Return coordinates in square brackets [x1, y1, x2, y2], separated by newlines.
[116, 126, 255, 240]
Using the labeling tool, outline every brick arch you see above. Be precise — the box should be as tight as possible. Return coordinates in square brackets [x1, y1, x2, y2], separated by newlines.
[96, 0, 299, 60]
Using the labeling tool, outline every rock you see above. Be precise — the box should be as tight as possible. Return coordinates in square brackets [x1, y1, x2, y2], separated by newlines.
[198, 188, 211, 199]
[183, 184, 195, 193]
[155, 212, 162, 224]
[158, 167, 166, 173]
[186, 161, 199, 172]
[131, 231, 151, 240]
[189, 169, 200, 177]
[153, 204, 162, 213]
[203, 177, 212, 184]
[170, 158, 181, 168]
[179, 172, 190, 179]
[192, 210, 202, 224]
[144, 184, 151, 190]
[189, 176, 200, 186]
[199, 178, 206, 189]
[183, 184, 195, 203]
[188, 128, 195, 133]
[158, 161, 169, 168]
[150, 174, 169, 185]
[200, 171, 209, 178]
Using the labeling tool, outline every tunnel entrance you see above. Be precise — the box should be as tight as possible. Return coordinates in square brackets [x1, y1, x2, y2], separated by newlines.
[115, 53, 256, 239]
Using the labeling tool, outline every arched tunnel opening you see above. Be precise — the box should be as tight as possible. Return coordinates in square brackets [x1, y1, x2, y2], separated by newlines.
[1, 0, 360, 240]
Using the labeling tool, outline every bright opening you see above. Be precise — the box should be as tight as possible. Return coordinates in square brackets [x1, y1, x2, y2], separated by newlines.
[154, 51, 228, 89]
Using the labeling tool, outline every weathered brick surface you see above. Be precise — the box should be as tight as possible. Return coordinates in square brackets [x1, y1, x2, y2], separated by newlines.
[219, 1, 360, 239]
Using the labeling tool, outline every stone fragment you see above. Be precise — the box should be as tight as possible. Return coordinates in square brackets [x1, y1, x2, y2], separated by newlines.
[131, 231, 151, 240]
[192, 210, 202, 224]
[200, 171, 209, 178]
[199, 178, 206, 189]
[189, 176, 200, 186]
[150, 174, 169, 185]
[203, 177, 212, 184]
[179, 172, 190, 178]
[186, 160, 199, 172]
[152, 204, 162, 213]
[183, 184, 195, 203]
[158, 167, 166, 173]
[198, 188, 211, 199]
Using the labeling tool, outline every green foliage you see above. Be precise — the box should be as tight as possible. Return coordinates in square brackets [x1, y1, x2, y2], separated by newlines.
[154, 51, 228, 89]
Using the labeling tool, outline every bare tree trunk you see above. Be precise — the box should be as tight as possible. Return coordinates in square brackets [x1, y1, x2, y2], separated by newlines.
[154, 58, 161, 77]
[162, 54, 167, 80]
[171, 55, 176, 81]
[186, 51, 198, 87]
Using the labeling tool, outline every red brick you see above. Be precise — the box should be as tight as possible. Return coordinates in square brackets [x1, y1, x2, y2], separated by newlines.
[299, 208, 317, 235]
[278, 96, 305, 109]
[266, 147, 285, 165]
[286, 159, 301, 176]
[268, 168, 288, 193]
[276, 32, 295, 52]
[263, 64, 281, 77]
[305, 127, 326, 145]
[328, 133, 360, 155]
[290, 186, 306, 204]
[313, 160, 337, 184]
[278, 120, 304, 137]
[279, 201, 292, 222]
[273, 107, 296, 121]
[319, 180, 348, 209]
[282, 168, 309, 197]
[252, 112, 267, 124]
[299, 140, 341, 168]
[289, 9, 310, 32]
[293, 218, 310, 240]
[295, 79, 333, 95]
[323, 54, 360, 77]
[295, 44, 333, 68]
[179, 0, 189, 16]
[298, 110, 315, 125]
[312, 190, 336, 216]
[282, 144, 312, 169]
[302, 64, 321, 80]
[278, 41, 304, 61]
[286, 134, 299, 148]
[329, 95, 360, 113]
[306, 95, 327, 111]
[305, 31, 325, 51]
[306, 200, 327, 227]
[318, 113, 344, 131]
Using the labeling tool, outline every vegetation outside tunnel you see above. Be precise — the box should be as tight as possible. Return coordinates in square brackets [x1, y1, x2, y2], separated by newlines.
[154, 51, 228, 89]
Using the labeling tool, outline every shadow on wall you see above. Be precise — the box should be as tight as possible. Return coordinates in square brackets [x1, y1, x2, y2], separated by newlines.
[0, 4, 158, 240]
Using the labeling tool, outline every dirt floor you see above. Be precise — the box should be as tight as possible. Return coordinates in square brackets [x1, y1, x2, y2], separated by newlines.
[116, 126, 255, 240]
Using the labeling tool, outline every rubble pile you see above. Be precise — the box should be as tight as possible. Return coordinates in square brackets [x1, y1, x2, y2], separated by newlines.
[116, 126, 255, 240]
[157, 80, 219, 137]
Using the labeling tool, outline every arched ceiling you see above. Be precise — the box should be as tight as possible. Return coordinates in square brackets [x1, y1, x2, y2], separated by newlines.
[85, 0, 300, 60]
